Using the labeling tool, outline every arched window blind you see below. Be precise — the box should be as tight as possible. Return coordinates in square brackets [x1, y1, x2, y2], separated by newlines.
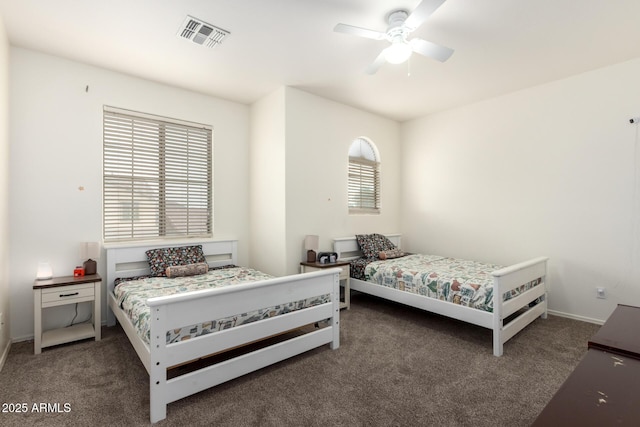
[103, 106, 213, 242]
[348, 137, 380, 214]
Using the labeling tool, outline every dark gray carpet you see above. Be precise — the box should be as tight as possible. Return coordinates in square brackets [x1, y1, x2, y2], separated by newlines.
[0, 293, 599, 426]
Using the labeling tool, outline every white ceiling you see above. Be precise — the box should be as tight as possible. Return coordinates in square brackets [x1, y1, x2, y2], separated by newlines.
[2, 0, 640, 122]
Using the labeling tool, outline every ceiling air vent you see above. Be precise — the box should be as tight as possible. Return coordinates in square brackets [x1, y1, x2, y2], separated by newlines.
[177, 15, 229, 48]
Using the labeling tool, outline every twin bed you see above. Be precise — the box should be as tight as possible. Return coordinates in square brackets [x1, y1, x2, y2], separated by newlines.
[333, 234, 548, 357]
[105, 240, 341, 423]
[105, 236, 547, 422]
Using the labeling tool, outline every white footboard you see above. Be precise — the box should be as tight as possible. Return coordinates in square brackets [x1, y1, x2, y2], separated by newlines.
[147, 269, 340, 423]
[492, 256, 548, 356]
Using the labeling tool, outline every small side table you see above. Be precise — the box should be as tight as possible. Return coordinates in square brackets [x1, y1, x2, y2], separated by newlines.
[300, 261, 350, 309]
[33, 274, 102, 354]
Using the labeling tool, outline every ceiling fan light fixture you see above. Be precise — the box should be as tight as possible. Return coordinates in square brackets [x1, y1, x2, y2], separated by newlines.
[333, 0, 454, 74]
[384, 42, 412, 64]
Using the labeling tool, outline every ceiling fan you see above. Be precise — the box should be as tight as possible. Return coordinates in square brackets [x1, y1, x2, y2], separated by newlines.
[334, 0, 454, 74]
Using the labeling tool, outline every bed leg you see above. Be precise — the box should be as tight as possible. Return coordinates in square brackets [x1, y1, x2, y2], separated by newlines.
[150, 396, 166, 424]
[107, 307, 116, 327]
[149, 370, 167, 423]
[541, 299, 548, 320]
[331, 272, 340, 350]
[331, 312, 340, 350]
[493, 334, 503, 357]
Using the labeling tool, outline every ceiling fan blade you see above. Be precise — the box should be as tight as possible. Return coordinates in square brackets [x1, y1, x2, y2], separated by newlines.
[410, 38, 454, 62]
[334, 23, 387, 41]
[404, 0, 446, 31]
[364, 50, 387, 75]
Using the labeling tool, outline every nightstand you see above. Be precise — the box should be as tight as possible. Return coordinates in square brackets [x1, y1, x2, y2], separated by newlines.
[33, 274, 102, 354]
[300, 261, 350, 309]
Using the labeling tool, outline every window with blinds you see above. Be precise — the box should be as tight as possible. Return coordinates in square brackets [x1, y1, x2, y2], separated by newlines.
[103, 106, 213, 242]
[348, 138, 380, 214]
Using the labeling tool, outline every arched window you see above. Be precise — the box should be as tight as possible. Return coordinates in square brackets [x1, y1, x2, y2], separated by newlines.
[348, 137, 380, 214]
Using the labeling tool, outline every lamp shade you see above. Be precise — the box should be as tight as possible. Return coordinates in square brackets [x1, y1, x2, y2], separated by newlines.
[36, 262, 53, 281]
[81, 242, 100, 260]
[304, 235, 319, 263]
[304, 235, 319, 251]
[81, 242, 100, 275]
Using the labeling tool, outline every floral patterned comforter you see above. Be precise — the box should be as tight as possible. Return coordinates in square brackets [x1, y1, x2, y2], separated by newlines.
[364, 254, 540, 313]
[114, 266, 329, 344]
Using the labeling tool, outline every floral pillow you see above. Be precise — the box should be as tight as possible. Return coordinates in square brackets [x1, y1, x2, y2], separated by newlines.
[356, 234, 397, 259]
[145, 245, 207, 277]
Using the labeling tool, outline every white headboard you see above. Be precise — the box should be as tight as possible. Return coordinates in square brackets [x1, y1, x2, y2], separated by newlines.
[105, 240, 238, 293]
[333, 234, 401, 260]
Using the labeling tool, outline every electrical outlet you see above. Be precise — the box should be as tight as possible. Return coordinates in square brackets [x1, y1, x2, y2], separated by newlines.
[596, 287, 606, 299]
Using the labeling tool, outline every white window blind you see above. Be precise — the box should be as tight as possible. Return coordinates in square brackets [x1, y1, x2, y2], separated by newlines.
[348, 138, 380, 214]
[103, 106, 213, 242]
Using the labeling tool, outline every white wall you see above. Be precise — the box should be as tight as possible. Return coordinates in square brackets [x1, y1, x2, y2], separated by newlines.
[249, 87, 287, 275]
[402, 58, 640, 323]
[249, 87, 401, 276]
[9, 48, 251, 341]
[284, 87, 401, 274]
[0, 13, 11, 365]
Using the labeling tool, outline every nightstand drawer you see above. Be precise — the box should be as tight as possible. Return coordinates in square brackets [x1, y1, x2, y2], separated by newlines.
[41, 283, 95, 306]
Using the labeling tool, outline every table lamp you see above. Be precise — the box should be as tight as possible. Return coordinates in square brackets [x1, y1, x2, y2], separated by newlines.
[305, 235, 319, 263]
[81, 242, 100, 275]
[36, 262, 53, 280]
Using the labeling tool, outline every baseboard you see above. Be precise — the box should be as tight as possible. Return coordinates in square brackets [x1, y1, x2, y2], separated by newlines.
[0, 339, 10, 372]
[11, 333, 33, 343]
[547, 309, 605, 325]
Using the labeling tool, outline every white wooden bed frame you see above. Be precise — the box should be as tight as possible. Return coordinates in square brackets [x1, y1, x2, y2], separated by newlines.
[333, 234, 548, 357]
[106, 240, 340, 423]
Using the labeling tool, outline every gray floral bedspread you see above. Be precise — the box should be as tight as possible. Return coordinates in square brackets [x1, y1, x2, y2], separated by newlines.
[364, 254, 540, 313]
[114, 267, 329, 344]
